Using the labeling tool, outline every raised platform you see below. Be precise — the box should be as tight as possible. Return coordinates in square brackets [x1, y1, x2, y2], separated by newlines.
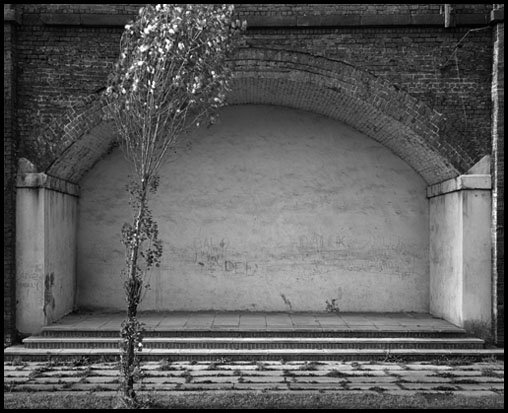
[40, 311, 468, 336]
[5, 312, 503, 361]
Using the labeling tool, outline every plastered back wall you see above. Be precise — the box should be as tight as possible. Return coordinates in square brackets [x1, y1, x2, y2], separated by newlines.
[77, 105, 429, 312]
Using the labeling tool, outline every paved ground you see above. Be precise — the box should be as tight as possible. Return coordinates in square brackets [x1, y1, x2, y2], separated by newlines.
[43, 311, 466, 333]
[4, 358, 504, 397]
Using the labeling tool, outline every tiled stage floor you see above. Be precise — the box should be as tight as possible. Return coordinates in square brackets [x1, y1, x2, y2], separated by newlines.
[45, 311, 465, 333]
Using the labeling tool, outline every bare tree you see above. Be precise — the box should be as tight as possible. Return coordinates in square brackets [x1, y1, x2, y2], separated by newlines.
[105, 4, 244, 407]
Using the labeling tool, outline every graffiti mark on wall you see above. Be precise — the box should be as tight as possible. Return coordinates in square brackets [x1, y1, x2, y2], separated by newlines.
[225, 260, 258, 276]
[193, 237, 227, 272]
[192, 237, 257, 276]
[190, 232, 425, 278]
[297, 232, 348, 259]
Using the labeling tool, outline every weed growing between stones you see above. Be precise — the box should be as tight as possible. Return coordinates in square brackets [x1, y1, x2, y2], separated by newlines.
[432, 371, 457, 378]
[157, 358, 175, 371]
[298, 361, 320, 371]
[369, 386, 387, 393]
[325, 299, 340, 313]
[424, 356, 476, 366]
[481, 368, 503, 377]
[256, 361, 267, 371]
[180, 370, 193, 383]
[326, 369, 349, 378]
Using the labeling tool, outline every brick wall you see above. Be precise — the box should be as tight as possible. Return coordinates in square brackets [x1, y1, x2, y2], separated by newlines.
[492, 19, 504, 346]
[14, 4, 495, 171]
[244, 26, 493, 166]
[15, 24, 122, 160]
[43, 50, 462, 186]
[4, 4, 17, 347]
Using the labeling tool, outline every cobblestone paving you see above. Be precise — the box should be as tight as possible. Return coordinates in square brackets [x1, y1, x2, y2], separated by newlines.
[4, 358, 504, 397]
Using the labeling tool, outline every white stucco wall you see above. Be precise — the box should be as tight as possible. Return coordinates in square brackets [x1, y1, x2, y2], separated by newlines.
[16, 180, 78, 334]
[462, 190, 492, 328]
[429, 175, 492, 337]
[429, 192, 462, 324]
[16, 187, 45, 333]
[44, 190, 78, 323]
[77, 105, 429, 312]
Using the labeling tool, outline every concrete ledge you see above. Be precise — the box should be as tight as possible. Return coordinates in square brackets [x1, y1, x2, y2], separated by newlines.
[4, 8, 21, 24]
[490, 8, 504, 24]
[16, 173, 80, 197]
[426, 174, 491, 198]
[4, 8, 15, 21]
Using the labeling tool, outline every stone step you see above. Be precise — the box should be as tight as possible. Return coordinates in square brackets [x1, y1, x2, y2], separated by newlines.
[40, 327, 469, 339]
[4, 345, 503, 362]
[23, 337, 486, 350]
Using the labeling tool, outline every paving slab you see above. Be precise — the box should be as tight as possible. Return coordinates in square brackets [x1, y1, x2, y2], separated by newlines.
[316, 318, 348, 326]
[396, 376, 454, 383]
[213, 318, 240, 327]
[139, 377, 184, 384]
[30, 377, 87, 384]
[5, 377, 35, 383]
[80, 376, 119, 383]
[346, 384, 404, 391]
[395, 369, 443, 376]
[46, 314, 92, 327]
[457, 383, 505, 391]
[4, 370, 33, 377]
[405, 364, 454, 370]
[178, 383, 236, 390]
[344, 321, 377, 327]
[289, 382, 345, 389]
[398, 383, 460, 391]
[363, 364, 406, 371]
[239, 320, 267, 329]
[451, 376, 504, 383]
[154, 316, 189, 325]
[7, 384, 64, 391]
[344, 376, 400, 383]
[67, 383, 120, 391]
[443, 390, 502, 397]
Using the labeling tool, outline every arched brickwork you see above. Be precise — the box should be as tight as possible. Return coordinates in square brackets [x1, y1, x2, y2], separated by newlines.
[46, 48, 473, 185]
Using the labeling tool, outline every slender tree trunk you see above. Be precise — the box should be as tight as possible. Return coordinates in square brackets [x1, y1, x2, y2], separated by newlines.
[122, 181, 148, 404]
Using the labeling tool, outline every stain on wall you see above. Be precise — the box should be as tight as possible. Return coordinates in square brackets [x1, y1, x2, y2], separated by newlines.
[77, 105, 429, 312]
[43, 272, 55, 318]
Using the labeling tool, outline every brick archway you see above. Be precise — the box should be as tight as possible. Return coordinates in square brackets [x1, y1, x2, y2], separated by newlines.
[45, 48, 471, 186]
[16, 47, 496, 337]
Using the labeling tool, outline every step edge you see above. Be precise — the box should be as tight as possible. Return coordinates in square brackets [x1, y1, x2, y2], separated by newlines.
[5, 347, 504, 355]
[23, 337, 486, 343]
